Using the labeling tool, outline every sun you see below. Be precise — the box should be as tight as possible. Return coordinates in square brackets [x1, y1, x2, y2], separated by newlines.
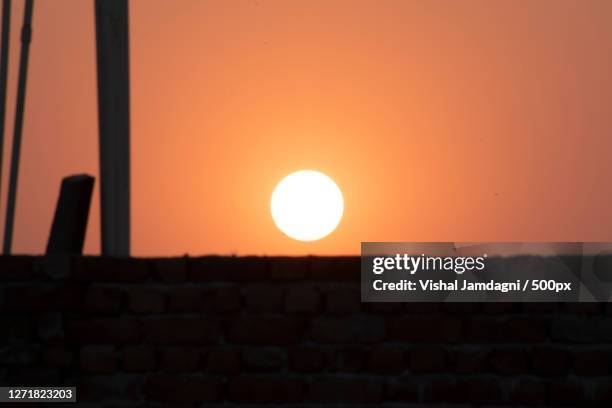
[271, 170, 344, 241]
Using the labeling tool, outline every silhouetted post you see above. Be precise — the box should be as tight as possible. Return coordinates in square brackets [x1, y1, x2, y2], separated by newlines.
[3, 0, 33, 254]
[0, 0, 11, 201]
[46, 175, 94, 255]
[95, 0, 130, 256]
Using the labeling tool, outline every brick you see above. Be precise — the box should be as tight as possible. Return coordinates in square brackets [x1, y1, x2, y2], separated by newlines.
[123, 346, 156, 372]
[84, 287, 124, 314]
[509, 379, 547, 406]
[189, 256, 268, 281]
[594, 380, 612, 404]
[289, 347, 329, 373]
[205, 349, 241, 375]
[387, 316, 462, 343]
[0, 256, 34, 280]
[75, 374, 142, 402]
[552, 317, 612, 343]
[548, 380, 585, 406]
[143, 318, 219, 344]
[489, 349, 530, 374]
[532, 348, 568, 376]
[449, 350, 487, 373]
[481, 302, 519, 313]
[366, 302, 403, 313]
[0, 345, 38, 364]
[269, 257, 310, 280]
[128, 288, 164, 314]
[1, 316, 35, 343]
[36, 254, 72, 279]
[37, 313, 64, 341]
[309, 256, 359, 281]
[144, 374, 224, 403]
[152, 257, 186, 282]
[423, 378, 466, 404]
[387, 376, 419, 401]
[310, 316, 385, 344]
[243, 284, 284, 312]
[408, 347, 446, 373]
[67, 318, 140, 344]
[465, 317, 547, 342]
[202, 286, 241, 313]
[5, 285, 83, 312]
[368, 346, 405, 373]
[73, 256, 150, 282]
[229, 375, 304, 402]
[8, 367, 60, 388]
[80, 346, 117, 373]
[308, 376, 383, 403]
[505, 318, 548, 342]
[443, 302, 481, 314]
[573, 350, 610, 376]
[465, 318, 504, 343]
[285, 287, 320, 313]
[167, 287, 204, 312]
[522, 302, 560, 313]
[465, 377, 504, 405]
[325, 287, 361, 314]
[338, 346, 368, 371]
[227, 316, 304, 345]
[564, 302, 604, 314]
[404, 302, 442, 313]
[242, 348, 285, 371]
[42, 347, 73, 368]
[162, 347, 202, 371]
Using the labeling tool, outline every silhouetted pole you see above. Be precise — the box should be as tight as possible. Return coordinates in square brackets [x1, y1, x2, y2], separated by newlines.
[3, 0, 33, 254]
[0, 0, 11, 204]
[46, 174, 94, 255]
[95, 0, 130, 256]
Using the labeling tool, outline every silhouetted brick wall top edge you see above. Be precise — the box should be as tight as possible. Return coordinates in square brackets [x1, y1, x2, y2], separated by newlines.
[0, 255, 361, 282]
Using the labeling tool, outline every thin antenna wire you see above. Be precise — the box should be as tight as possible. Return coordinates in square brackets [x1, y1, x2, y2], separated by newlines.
[0, 0, 11, 232]
[3, 0, 33, 254]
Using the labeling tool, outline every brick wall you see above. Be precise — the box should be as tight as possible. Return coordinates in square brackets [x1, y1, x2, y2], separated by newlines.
[1, 255, 612, 407]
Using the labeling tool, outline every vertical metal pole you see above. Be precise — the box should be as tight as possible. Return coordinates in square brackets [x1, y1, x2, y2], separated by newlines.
[95, 0, 130, 256]
[3, 0, 33, 254]
[0, 0, 11, 209]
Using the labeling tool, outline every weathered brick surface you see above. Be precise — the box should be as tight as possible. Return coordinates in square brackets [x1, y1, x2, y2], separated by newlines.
[229, 375, 305, 402]
[122, 346, 156, 372]
[84, 287, 124, 314]
[128, 288, 164, 314]
[227, 316, 304, 345]
[144, 374, 224, 403]
[0, 255, 34, 280]
[161, 347, 202, 372]
[67, 318, 141, 344]
[205, 348, 241, 375]
[80, 346, 118, 373]
[143, 318, 219, 344]
[1, 255, 612, 406]
[151, 257, 187, 282]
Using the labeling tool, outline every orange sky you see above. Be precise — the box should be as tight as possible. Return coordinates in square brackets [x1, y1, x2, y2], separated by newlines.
[1, 0, 612, 256]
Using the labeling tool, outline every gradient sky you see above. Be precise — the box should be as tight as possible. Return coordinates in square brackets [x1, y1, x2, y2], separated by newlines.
[1, 0, 611, 256]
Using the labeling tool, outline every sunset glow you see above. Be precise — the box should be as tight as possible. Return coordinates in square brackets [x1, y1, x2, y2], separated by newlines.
[2, 0, 612, 255]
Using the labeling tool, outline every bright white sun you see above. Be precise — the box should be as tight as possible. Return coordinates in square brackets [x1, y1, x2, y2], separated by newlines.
[271, 170, 344, 241]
